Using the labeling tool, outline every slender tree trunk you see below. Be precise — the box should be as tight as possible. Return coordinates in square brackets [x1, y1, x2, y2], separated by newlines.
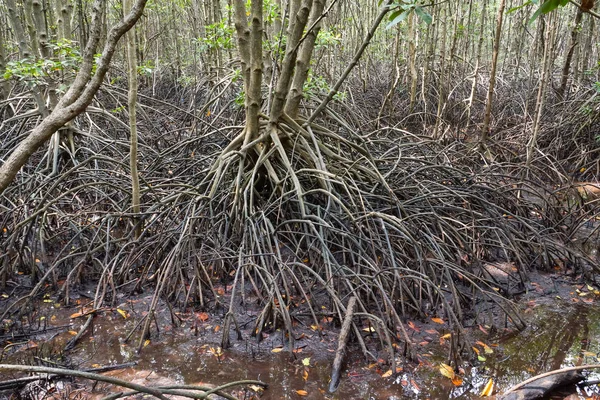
[232, 0, 252, 126]
[526, 13, 556, 169]
[408, 11, 418, 113]
[23, 0, 41, 59]
[284, 0, 326, 119]
[481, 0, 506, 144]
[124, 0, 141, 238]
[433, 7, 447, 140]
[247, 0, 264, 138]
[580, 16, 594, 84]
[0, 26, 11, 104]
[466, 0, 487, 130]
[269, 0, 313, 123]
[5, 0, 33, 59]
[558, 7, 584, 98]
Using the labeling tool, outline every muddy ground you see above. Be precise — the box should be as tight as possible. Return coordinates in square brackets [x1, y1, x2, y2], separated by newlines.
[2, 264, 600, 400]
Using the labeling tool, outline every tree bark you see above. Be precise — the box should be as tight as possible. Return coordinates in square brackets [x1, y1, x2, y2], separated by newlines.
[284, 0, 326, 119]
[481, 0, 507, 143]
[269, 0, 313, 122]
[558, 7, 584, 98]
[5, 0, 33, 59]
[0, 26, 11, 104]
[124, 0, 141, 238]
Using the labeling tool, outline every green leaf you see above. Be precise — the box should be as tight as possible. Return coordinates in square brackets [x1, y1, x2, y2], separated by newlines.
[528, 0, 566, 24]
[414, 6, 432, 25]
[507, 1, 532, 14]
[386, 9, 411, 29]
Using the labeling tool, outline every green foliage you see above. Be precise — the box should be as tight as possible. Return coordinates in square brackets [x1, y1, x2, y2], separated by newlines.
[3, 39, 82, 86]
[380, 0, 433, 29]
[303, 70, 345, 101]
[137, 60, 154, 77]
[263, 0, 281, 24]
[242, 0, 280, 22]
[315, 28, 342, 50]
[235, 90, 245, 107]
[515, 0, 571, 24]
[196, 20, 235, 52]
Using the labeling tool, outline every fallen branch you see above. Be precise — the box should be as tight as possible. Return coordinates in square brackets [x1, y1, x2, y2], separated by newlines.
[328, 296, 357, 393]
[0, 362, 137, 391]
[64, 314, 94, 351]
[0, 364, 267, 400]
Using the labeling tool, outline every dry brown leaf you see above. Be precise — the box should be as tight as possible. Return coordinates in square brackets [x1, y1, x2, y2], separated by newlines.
[295, 389, 308, 396]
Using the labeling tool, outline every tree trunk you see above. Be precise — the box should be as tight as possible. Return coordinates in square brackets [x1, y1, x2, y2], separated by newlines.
[0, 26, 11, 105]
[124, 0, 141, 238]
[526, 13, 556, 169]
[284, 0, 326, 119]
[5, 0, 33, 59]
[481, 0, 506, 144]
[558, 7, 584, 98]
[269, 0, 313, 122]
[466, 0, 487, 130]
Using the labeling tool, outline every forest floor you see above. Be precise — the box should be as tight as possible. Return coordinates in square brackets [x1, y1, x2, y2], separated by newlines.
[2, 259, 600, 400]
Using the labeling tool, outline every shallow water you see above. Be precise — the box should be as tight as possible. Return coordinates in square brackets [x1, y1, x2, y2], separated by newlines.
[3, 299, 600, 399]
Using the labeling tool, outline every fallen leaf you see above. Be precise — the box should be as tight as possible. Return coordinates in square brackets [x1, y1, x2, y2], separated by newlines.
[480, 378, 494, 396]
[116, 309, 128, 319]
[476, 341, 494, 354]
[272, 347, 284, 353]
[440, 333, 451, 339]
[197, 312, 209, 321]
[362, 326, 376, 332]
[302, 357, 311, 366]
[382, 369, 393, 378]
[439, 363, 455, 380]
[248, 384, 264, 393]
[143, 339, 150, 347]
[410, 379, 420, 391]
[296, 389, 308, 396]
[302, 370, 309, 381]
[451, 375, 463, 386]
[408, 321, 420, 331]
[431, 317, 445, 324]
